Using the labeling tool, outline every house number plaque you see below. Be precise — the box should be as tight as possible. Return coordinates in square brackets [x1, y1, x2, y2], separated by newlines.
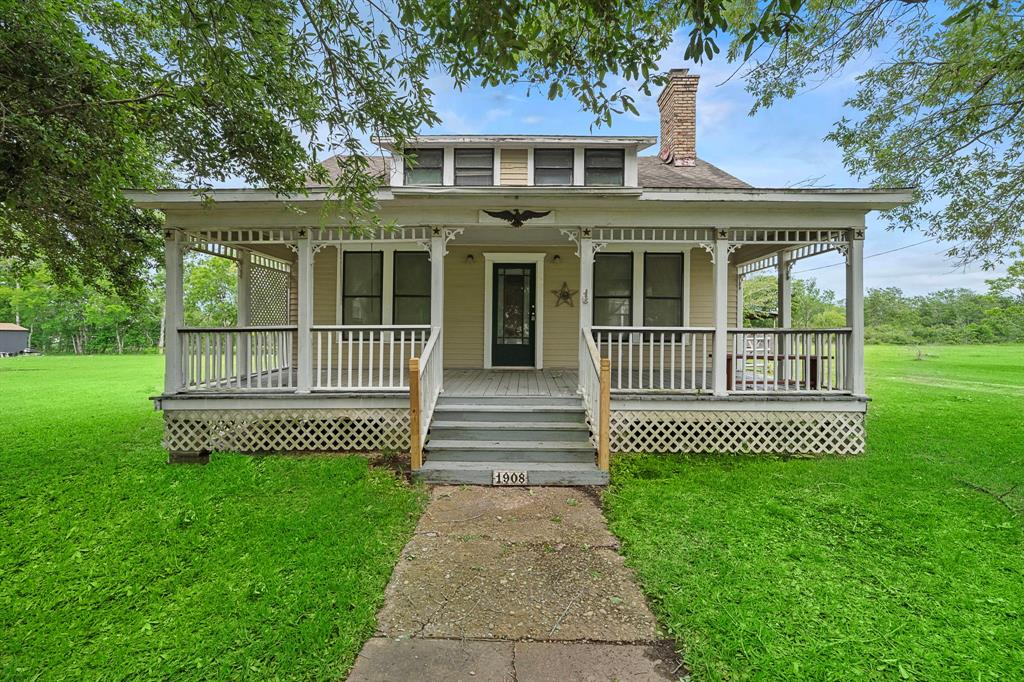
[492, 470, 529, 486]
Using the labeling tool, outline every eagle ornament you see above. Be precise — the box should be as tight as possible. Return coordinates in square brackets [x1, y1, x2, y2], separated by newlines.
[483, 209, 551, 227]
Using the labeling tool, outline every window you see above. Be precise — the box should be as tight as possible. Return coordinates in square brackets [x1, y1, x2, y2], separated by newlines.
[454, 148, 494, 186]
[404, 148, 443, 185]
[643, 253, 684, 326]
[584, 148, 625, 186]
[593, 253, 632, 326]
[533, 148, 573, 185]
[393, 252, 431, 324]
[342, 252, 383, 324]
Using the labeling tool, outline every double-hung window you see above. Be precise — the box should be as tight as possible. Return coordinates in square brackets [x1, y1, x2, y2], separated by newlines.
[533, 148, 573, 185]
[454, 148, 494, 186]
[342, 252, 383, 324]
[584, 148, 625, 186]
[393, 252, 431, 324]
[593, 253, 633, 326]
[404, 148, 443, 185]
[643, 253, 684, 326]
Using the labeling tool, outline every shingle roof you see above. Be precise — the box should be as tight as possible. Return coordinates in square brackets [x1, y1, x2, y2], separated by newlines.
[0, 323, 28, 332]
[636, 156, 750, 189]
[314, 153, 750, 189]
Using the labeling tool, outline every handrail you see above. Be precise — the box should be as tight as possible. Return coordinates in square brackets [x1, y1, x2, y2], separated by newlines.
[409, 325, 443, 470]
[180, 325, 297, 333]
[579, 327, 609, 471]
[728, 327, 852, 333]
[311, 324, 432, 331]
[592, 326, 713, 393]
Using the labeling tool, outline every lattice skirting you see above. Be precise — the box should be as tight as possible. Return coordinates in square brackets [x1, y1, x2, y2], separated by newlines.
[163, 409, 410, 453]
[610, 410, 865, 455]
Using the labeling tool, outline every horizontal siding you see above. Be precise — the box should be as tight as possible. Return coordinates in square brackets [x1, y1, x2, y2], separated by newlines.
[313, 246, 338, 325]
[444, 245, 579, 369]
[688, 248, 737, 327]
[499, 149, 529, 186]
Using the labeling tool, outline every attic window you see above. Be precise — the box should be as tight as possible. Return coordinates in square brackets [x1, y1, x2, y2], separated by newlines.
[454, 148, 494, 186]
[533, 149, 573, 185]
[584, 148, 624, 186]
[404, 148, 443, 185]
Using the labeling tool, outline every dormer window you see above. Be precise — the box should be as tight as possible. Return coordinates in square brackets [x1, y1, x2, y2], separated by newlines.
[533, 149, 574, 185]
[454, 148, 494, 186]
[584, 148, 625, 186]
[404, 148, 443, 185]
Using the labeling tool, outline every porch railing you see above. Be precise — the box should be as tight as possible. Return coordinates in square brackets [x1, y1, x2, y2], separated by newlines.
[727, 328, 851, 393]
[579, 328, 610, 470]
[311, 325, 431, 391]
[409, 326, 442, 470]
[592, 327, 714, 393]
[179, 326, 295, 391]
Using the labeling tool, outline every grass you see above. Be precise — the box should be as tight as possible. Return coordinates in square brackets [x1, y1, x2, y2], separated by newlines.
[605, 345, 1024, 680]
[0, 355, 424, 680]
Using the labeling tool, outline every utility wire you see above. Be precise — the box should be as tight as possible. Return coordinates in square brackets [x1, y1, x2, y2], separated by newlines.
[793, 237, 939, 274]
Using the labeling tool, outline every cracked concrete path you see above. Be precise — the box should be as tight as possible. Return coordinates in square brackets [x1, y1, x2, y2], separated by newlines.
[348, 486, 683, 681]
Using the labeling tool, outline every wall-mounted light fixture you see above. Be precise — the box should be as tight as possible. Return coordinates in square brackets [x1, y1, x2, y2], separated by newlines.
[551, 254, 561, 264]
[465, 254, 475, 264]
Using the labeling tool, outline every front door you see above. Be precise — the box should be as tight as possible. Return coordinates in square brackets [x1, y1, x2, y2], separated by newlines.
[491, 263, 536, 367]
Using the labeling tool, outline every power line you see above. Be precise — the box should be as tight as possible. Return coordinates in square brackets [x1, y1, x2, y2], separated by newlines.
[793, 237, 939, 274]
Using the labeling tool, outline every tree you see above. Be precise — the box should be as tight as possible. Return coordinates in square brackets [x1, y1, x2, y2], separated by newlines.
[730, 0, 1024, 267]
[1, 0, 807, 292]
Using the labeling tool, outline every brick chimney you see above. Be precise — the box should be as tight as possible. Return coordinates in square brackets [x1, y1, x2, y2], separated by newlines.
[657, 68, 699, 167]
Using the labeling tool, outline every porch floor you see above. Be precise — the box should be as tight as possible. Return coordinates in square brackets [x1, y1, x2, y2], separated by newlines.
[444, 369, 580, 397]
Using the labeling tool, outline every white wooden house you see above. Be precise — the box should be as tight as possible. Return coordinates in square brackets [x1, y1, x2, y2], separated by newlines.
[128, 69, 911, 484]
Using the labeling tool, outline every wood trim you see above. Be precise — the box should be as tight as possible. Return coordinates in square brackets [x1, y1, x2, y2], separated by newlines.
[598, 357, 610, 471]
[409, 357, 422, 470]
[482, 252, 546, 369]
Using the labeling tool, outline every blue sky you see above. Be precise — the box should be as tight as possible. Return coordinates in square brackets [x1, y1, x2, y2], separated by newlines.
[412, 38, 1008, 298]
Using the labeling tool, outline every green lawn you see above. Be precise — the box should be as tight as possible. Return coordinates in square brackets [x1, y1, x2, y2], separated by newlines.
[0, 355, 424, 680]
[605, 345, 1024, 680]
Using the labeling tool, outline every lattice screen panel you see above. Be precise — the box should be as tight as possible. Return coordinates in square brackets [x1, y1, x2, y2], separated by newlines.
[610, 410, 864, 455]
[249, 264, 291, 325]
[164, 409, 410, 453]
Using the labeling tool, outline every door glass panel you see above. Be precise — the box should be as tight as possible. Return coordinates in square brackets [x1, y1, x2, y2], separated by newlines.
[496, 267, 531, 345]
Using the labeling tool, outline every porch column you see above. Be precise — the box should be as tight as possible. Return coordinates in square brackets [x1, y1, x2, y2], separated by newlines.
[578, 229, 595, 372]
[712, 232, 730, 396]
[237, 248, 251, 378]
[430, 228, 445, 373]
[295, 232, 314, 393]
[163, 230, 184, 394]
[735, 273, 745, 326]
[776, 249, 793, 328]
[845, 232, 865, 394]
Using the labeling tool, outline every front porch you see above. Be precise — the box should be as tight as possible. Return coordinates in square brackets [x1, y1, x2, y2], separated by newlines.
[158, 222, 869, 469]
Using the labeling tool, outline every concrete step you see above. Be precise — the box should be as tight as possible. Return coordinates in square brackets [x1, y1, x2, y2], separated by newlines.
[415, 461, 609, 486]
[426, 439, 596, 463]
[438, 395, 582, 407]
[429, 420, 592, 442]
[433, 404, 586, 423]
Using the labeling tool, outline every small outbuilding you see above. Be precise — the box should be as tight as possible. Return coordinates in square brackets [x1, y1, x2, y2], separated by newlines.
[0, 323, 29, 356]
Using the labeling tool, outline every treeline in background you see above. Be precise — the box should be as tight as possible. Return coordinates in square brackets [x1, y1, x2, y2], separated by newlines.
[1, 251, 1022, 354]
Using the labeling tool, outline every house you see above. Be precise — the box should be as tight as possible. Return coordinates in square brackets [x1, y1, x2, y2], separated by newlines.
[0, 323, 30, 356]
[127, 69, 912, 484]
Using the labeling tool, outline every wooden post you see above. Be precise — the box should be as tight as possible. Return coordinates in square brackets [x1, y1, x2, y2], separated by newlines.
[845, 232, 865, 394]
[164, 230, 184, 394]
[712, 233, 730, 396]
[296, 233, 313, 393]
[578, 229, 594, 380]
[598, 358, 610, 471]
[430, 229, 445, 380]
[237, 248, 251, 380]
[409, 357, 422, 470]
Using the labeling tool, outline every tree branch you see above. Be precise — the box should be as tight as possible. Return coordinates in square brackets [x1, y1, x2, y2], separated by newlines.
[31, 91, 170, 117]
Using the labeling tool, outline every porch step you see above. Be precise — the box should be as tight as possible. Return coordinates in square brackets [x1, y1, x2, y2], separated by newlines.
[426, 439, 596, 463]
[417, 461, 608, 486]
[429, 420, 592, 442]
[439, 395, 582, 407]
[433, 404, 586, 423]
[417, 393, 604, 485]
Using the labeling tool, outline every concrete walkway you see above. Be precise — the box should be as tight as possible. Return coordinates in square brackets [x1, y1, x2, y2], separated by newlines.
[348, 486, 682, 681]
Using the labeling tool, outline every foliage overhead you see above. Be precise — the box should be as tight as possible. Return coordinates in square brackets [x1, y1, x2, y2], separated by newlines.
[731, 0, 1024, 267]
[2, 0, 1020, 293]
